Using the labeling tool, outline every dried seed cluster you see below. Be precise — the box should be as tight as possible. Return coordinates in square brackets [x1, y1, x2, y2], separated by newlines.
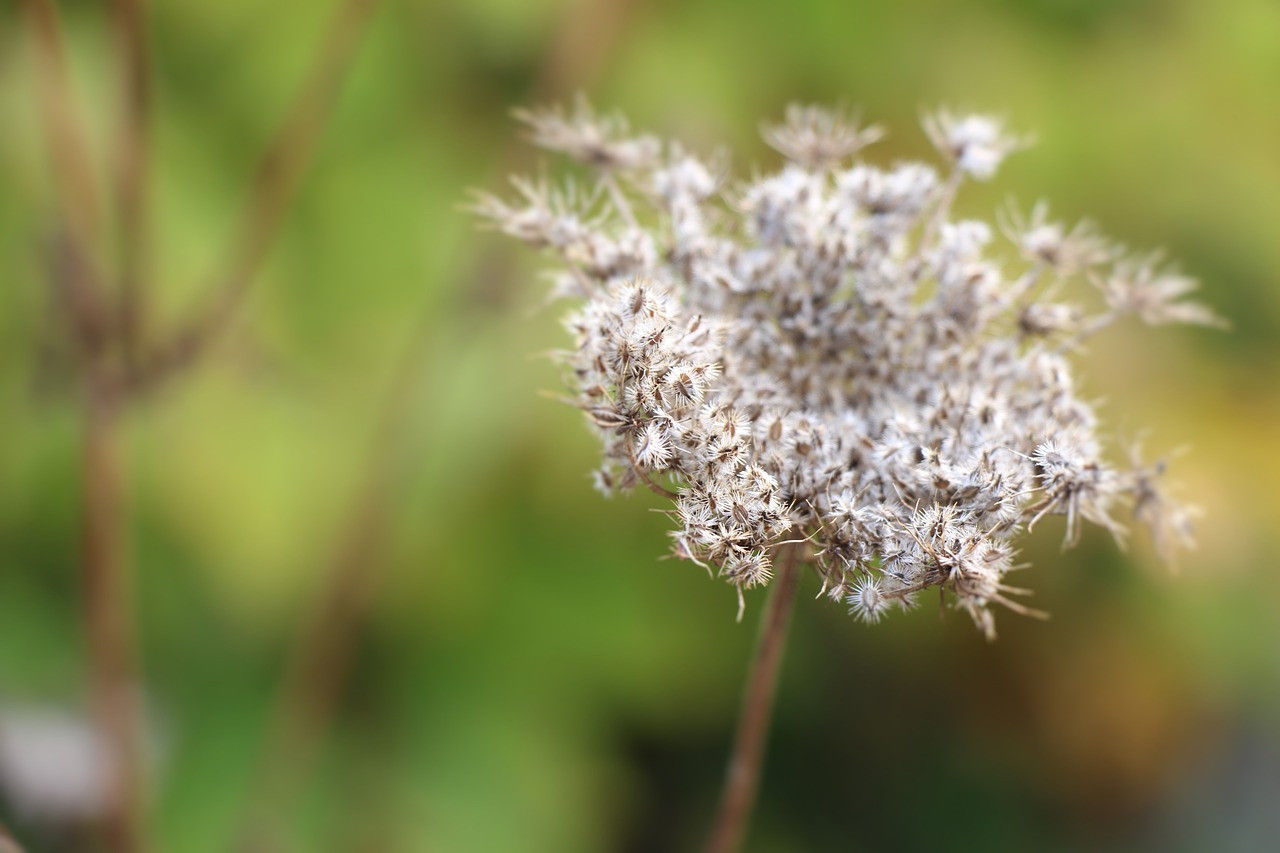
[473, 98, 1221, 638]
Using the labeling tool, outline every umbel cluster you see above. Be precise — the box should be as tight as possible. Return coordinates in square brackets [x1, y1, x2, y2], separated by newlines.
[474, 100, 1221, 638]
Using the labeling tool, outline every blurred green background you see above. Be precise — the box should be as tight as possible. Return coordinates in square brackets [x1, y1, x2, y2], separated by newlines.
[2, 0, 1279, 850]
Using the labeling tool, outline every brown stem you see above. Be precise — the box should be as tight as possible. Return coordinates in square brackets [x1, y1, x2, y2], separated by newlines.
[534, 0, 643, 97]
[233, 314, 426, 850]
[44, 231, 113, 370]
[21, 0, 104, 257]
[110, 0, 151, 361]
[234, 2, 649, 846]
[130, 0, 381, 396]
[24, 4, 145, 847]
[704, 550, 801, 853]
[22, 0, 112, 341]
[82, 372, 145, 853]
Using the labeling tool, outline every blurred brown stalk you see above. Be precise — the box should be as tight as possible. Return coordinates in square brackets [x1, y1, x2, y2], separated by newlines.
[234, 0, 645, 847]
[21, 0, 638, 847]
[18, 0, 380, 849]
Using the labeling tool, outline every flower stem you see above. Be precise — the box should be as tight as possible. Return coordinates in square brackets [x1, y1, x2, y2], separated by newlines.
[703, 549, 801, 853]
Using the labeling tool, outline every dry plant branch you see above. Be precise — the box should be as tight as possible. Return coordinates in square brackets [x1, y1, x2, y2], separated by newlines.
[23, 3, 144, 849]
[81, 370, 144, 853]
[130, 0, 382, 396]
[235, 310, 430, 851]
[234, 1, 646, 846]
[704, 549, 801, 853]
[22, 1, 382, 850]
[22, 0, 113, 345]
[45, 231, 112, 366]
[109, 0, 152, 361]
[21, 0, 105, 260]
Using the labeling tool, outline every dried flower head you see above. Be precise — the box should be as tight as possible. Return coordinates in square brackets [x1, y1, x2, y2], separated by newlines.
[475, 101, 1219, 639]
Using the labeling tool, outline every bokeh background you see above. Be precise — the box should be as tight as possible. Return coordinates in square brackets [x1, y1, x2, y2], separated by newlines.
[2, 0, 1279, 850]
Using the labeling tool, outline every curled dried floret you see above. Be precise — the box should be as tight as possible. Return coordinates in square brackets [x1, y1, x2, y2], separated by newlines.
[724, 549, 774, 588]
[936, 220, 993, 262]
[1098, 254, 1227, 328]
[847, 576, 890, 623]
[1018, 302, 1082, 338]
[651, 146, 722, 203]
[1125, 446, 1199, 564]
[1005, 201, 1114, 274]
[633, 420, 676, 469]
[469, 177, 597, 250]
[739, 166, 825, 246]
[837, 163, 938, 221]
[1027, 440, 1122, 547]
[515, 96, 660, 172]
[763, 104, 884, 170]
[923, 110, 1028, 180]
[662, 362, 714, 407]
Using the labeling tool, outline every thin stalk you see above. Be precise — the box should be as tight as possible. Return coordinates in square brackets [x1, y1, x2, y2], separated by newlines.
[82, 372, 144, 853]
[234, 0, 646, 844]
[704, 549, 802, 853]
[130, 0, 381, 395]
[922, 166, 965, 251]
[24, 3, 144, 848]
[234, 311, 431, 852]
[109, 0, 152, 362]
[22, 0, 113, 346]
[21, 0, 104, 260]
[602, 172, 638, 229]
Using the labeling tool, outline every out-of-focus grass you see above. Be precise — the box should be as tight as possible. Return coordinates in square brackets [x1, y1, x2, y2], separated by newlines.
[2, 0, 1279, 850]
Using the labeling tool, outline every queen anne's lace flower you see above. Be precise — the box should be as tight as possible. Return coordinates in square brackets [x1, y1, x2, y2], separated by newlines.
[474, 102, 1221, 639]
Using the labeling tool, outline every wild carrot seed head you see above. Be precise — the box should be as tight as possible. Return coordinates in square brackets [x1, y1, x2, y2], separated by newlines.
[474, 101, 1221, 639]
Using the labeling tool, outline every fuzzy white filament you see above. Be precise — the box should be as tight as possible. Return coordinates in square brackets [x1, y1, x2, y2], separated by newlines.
[474, 101, 1220, 639]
